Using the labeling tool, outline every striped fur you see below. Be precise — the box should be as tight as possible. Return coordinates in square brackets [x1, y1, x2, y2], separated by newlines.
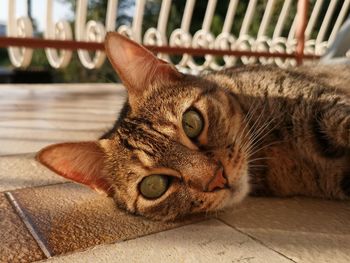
[100, 64, 350, 221]
[38, 34, 350, 221]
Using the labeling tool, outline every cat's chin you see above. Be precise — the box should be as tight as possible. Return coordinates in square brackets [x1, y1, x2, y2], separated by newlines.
[219, 171, 250, 210]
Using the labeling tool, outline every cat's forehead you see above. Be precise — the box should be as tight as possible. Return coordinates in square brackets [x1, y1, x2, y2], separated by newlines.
[137, 78, 219, 115]
[116, 115, 176, 167]
[115, 77, 223, 153]
[148, 82, 198, 105]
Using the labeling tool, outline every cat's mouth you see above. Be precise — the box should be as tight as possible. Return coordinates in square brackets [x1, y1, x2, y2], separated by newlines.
[203, 164, 231, 192]
[218, 171, 238, 194]
[218, 154, 250, 203]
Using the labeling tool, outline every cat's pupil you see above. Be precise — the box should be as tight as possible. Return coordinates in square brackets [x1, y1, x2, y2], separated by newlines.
[185, 122, 194, 129]
[182, 110, 204, 138]
[139, 174, 169, 199]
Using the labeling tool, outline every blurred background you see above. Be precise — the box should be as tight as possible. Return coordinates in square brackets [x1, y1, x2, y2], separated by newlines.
[0, 0, 347, 83]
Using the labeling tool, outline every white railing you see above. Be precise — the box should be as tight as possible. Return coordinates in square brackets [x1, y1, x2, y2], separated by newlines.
[3, 0, 350, 71]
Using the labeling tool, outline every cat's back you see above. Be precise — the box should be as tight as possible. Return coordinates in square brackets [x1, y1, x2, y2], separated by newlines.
[214, 64, 349, 97]
[295, 64, 350, 94]
[209, 64, 350, 199]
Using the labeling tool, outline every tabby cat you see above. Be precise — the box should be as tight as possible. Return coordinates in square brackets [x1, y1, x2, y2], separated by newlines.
[37, 32, 350, 221]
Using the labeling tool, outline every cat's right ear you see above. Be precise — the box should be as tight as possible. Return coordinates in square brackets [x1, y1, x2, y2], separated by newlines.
[36, 141, 114, 196]
[105, 32, 182, 99]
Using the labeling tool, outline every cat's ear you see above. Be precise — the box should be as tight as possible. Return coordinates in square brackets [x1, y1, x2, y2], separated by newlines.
[105, 32, 182, 97]
[36, 141, 113, 196]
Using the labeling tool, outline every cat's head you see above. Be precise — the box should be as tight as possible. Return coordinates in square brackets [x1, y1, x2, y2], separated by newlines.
[36, 33, 251, 221]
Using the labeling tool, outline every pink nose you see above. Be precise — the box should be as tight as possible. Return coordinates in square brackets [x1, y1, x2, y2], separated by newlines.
[206, 167, 228, 192]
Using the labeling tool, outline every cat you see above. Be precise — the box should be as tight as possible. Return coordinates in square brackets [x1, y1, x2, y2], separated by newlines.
[36, 32, 350, 221]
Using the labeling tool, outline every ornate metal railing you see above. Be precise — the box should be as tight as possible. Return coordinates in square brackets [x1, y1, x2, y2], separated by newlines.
[0, 0, 349, 73]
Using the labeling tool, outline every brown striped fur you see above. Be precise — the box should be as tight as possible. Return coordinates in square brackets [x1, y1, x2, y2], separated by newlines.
[37, 33, 350, 221]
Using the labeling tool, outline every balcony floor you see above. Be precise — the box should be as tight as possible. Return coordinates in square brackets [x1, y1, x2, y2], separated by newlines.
[0, 84, 349, 263]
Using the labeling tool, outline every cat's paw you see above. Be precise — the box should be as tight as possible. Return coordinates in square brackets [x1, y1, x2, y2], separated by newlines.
[329, 116, 350, 149]
[340, 173, 350, 197]
[339, 116, 350, 148]
[314, 113, 350, 158]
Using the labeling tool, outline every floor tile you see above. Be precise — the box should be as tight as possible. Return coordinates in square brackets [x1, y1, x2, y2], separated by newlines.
[219, 197, 350, 263]
[42, 219, 293, 263]
[0, 153, 67, 192]
[9, 183, 204, 257]
[0, 193, 45, 263]
[0, 127, 106, 155]
[0, 84, 125, 155]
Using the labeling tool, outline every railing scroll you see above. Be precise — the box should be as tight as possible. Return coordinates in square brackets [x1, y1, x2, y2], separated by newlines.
[1, 0, 349, 72]
[7, 0, 33, 68]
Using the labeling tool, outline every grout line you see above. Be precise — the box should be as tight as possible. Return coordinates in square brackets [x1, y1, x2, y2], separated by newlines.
[5, 192, 52, 259]
[216, 218, 297, 263]
[0, 182, 72, 195]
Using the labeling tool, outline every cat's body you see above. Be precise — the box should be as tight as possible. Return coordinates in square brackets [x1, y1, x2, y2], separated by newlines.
[37, 33, 350, 221]
[100, 64, 350, 201]
[209, 65, 350, 199]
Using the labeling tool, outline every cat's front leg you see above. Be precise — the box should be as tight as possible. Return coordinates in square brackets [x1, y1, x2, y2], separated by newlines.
[313, 101, 350, 157]
[312, 98, 350, 198]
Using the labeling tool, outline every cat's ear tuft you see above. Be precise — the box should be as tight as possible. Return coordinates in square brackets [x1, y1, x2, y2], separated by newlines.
[105, 32, 182, 97]
[36, 141, 114, 196]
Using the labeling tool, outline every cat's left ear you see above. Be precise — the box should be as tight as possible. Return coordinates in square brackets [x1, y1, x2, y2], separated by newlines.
[105, 32, 183, 99]
[36, 141, 114, 196]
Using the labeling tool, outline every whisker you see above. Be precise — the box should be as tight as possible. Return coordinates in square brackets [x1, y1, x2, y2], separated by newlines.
[236, 103, 260, 141]
[243, 113, 285, 155]
[238, 102, 269, 153]
[248, 163, 269, 169]
[244, 121, 279, 154]
[232, 102, 261, 149]
[246, 140, 284, 158]
[247, 156, 274, 164]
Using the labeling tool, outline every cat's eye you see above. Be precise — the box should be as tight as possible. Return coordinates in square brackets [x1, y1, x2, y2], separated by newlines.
[139, 174, 169, 199]
[182, 109, 204, 138]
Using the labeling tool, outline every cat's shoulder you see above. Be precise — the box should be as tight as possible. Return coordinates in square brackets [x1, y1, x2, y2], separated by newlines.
[215, 64, 349, 78]
[295, 64, 350, 92]
[211, 64, 349, 92]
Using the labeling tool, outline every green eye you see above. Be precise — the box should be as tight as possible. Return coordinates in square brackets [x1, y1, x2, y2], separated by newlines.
[139, 175, 169, 199]
[182, 109, 204, 138]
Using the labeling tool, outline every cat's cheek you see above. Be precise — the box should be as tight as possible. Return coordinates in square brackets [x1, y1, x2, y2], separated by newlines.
[131, 187, 194, 221]
[185, 189, 226, 214]
[208, 187, 247, 213]
[228, 174, 250, 206]
[224, 158, 249, 196]
[215, 168, 250, 210]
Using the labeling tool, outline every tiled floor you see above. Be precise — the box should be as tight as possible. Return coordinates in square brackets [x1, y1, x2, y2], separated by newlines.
[8, 183, 203, 257]
[0, 193, 45, 262]
[0, 84, 349, 263]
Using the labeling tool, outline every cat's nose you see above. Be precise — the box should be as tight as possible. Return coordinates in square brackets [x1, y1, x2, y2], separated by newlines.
[205, 166, 228, 192]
